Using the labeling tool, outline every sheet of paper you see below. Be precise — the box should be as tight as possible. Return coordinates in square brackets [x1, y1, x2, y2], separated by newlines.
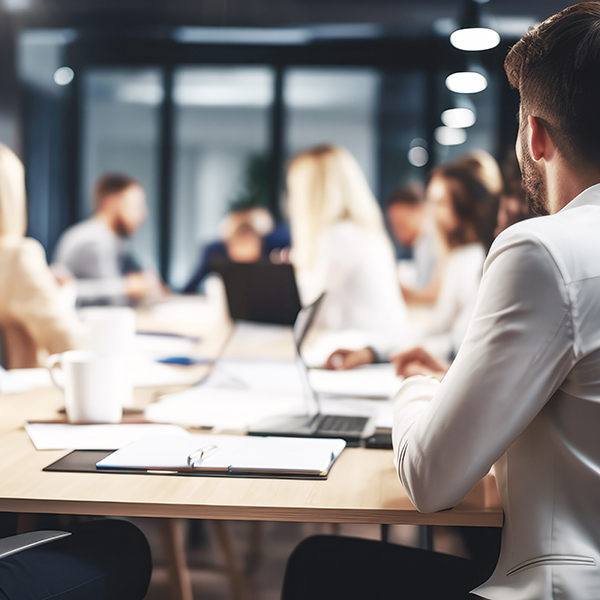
[97, 433, 345, 474]
[146, 357, 397, 430]
[206, 358, 303, 395]
[308, 364, 403, 399]
[0, 367, 52, 394]
[25, 422, 189, 450]
[145, 387, 307, 430]
[133, 333, 199, 359]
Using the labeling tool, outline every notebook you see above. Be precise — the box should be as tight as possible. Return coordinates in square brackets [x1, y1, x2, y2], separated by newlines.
[96, 434, 346, 479]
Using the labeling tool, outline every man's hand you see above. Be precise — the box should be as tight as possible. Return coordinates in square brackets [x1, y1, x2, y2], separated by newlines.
[126, 272, 151, 300]
[126, 271, 169, 302]
[324, 348, 375, 370]
[390, 346, 448, 380]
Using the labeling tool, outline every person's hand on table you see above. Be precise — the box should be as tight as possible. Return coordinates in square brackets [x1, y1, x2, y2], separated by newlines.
[390, 346, 448, 381]
[324, 348, 375, 370]
[126, 271, 170, 301]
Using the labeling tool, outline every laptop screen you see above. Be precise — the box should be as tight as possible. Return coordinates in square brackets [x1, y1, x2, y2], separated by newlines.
[212, 259, 302, 326]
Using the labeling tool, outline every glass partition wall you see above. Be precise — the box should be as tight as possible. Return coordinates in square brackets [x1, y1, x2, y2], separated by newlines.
[170, 67, 274, 288]
[76, 63, 494, 287]
[80, 69, 162, 272]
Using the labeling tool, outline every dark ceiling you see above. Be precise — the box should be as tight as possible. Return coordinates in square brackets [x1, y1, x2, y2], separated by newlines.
[2, 0, 573, 32]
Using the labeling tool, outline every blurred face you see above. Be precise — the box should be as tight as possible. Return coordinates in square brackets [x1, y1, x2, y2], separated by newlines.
[387, 203, 424, 248]
[115, 185, 148, 236]
[426, 175, 459, 237]
[226, 229, 262, 263]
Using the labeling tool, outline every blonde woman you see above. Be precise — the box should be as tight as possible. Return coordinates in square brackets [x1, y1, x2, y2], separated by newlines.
[0, 144, 79, 368]
[287, 145, 408, 341]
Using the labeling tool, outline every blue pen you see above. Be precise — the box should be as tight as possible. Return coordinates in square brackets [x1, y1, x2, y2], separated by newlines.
[157, 356, 214, 366]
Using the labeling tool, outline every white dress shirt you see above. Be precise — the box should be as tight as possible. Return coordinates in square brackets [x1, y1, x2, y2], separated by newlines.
[297, 221, 409, 345]
[393, 183, 600, 599]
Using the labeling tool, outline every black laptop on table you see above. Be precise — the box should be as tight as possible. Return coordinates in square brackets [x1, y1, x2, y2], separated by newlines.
[211, 259, 302, 326]
[248, 294, 376, 446]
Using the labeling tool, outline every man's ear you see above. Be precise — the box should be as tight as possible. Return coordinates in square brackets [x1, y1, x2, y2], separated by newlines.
[529, 115, 555, 162]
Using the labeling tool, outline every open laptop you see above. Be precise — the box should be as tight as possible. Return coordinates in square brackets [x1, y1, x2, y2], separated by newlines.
[248, 294, 376, 445]
[211, 259, 302, 326]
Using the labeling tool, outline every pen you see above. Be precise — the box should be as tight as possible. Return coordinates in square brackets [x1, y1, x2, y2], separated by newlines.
[187, 445, 219, 467]
[158, 356, 214, 366]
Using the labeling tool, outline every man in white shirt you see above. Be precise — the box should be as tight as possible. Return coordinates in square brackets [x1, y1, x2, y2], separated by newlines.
[54, 174, 164, 305]
[282, 4, 600, 599]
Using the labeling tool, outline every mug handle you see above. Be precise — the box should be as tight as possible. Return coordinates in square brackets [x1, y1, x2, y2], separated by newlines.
[46, 354, 64, 391]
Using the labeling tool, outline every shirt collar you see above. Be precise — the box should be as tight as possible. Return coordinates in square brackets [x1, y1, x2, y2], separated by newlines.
[558, 182, 600, 213]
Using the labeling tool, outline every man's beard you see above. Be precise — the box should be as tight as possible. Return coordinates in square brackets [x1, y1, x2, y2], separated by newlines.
[519, 130, 549, 216]
[115, 220, 132, 238]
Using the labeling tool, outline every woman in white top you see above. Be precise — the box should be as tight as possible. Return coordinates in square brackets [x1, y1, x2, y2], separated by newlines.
[287, 145, 408, 343]
[326, 156, 498, 369]
[418, 160, 497, 358]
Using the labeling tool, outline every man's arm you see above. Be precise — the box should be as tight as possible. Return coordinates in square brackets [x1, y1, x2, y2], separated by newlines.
[392, 230, 576, 513]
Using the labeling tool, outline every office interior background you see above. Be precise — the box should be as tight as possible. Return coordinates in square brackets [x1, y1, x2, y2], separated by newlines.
[0, 0, 568, 288]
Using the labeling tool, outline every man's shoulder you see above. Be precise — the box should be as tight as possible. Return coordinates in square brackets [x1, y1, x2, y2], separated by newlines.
[57, 219, 112, 253]
[489, 209, 600, 284]
[61, 217, 108, 239]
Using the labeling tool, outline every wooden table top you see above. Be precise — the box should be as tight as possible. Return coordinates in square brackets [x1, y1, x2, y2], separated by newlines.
[0, 304, 503, 526]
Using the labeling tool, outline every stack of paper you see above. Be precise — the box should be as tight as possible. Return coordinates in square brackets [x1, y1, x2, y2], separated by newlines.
[145, 357, 396, 430]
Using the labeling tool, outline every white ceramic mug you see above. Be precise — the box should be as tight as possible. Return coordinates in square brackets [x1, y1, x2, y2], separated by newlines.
[47, 350, 125, 423]
[78, 306, 136, 407]
[78, 306, 136, 355]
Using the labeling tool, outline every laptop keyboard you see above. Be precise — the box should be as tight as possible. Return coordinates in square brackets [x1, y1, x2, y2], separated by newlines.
[317, 415, 369, 436]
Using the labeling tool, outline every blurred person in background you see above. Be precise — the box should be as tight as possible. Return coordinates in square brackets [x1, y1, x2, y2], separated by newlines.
[287, 144, 408, 342]
[183, 205, 289, 293]
[387, 181, 443, 305]
[391, 150, 536, 380]
[457, 149, 504, 198]
[0, 144, 79, 369]
[53, 174, 166, 306]
[326, 154, 498, 370]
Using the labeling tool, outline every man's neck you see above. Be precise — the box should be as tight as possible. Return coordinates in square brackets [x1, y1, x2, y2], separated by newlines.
[547, 161, 600, 214]
[95, 210, 118, 234]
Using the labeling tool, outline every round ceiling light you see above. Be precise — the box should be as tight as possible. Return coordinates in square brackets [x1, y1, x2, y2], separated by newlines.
[445, 71, 487, 94]
[450, 27, 500, 51]
[441, 107, 476, 128]
[54, 66, 75, 86]
[408, 146, 429, 167]
[434, 126, 467, 146]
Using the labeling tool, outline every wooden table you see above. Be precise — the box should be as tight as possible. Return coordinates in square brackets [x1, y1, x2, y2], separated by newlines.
[0, 300, 503, 527]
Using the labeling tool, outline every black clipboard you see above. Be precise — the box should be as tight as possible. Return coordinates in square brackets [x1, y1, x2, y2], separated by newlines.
[43, 450, 333, 481]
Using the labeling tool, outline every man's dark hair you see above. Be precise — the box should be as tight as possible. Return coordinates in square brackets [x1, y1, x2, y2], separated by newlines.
[505, 2, 600, 170]
[94, 173, 140, 210]
[386, 181, 426, 208]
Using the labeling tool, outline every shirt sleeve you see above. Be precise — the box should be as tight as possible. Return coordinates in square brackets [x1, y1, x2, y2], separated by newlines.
[392, 231, 576, 513]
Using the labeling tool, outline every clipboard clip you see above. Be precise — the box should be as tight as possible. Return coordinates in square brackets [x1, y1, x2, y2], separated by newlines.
[187, 445, 219, 467]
